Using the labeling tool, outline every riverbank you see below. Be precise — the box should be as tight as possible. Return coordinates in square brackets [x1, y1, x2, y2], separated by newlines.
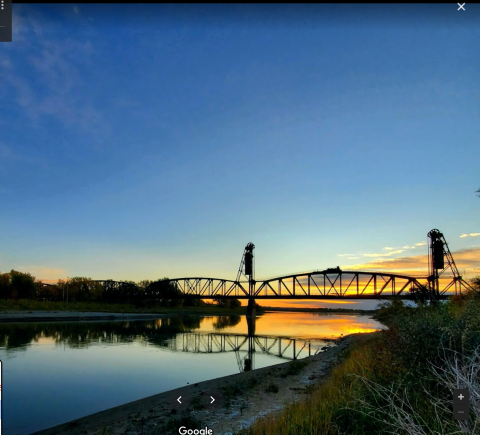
[0, 310, 177, 322]
[0, 300, 253, 317]
[0, 301, 377, 322]
[31, 333, 367, 435]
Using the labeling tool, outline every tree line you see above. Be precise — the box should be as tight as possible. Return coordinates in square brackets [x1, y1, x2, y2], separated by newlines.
[0, 270, 241, 308]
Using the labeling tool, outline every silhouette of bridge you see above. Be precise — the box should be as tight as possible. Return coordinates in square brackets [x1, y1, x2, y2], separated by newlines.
[168, 270, 431, 300]
[159, 331, 336, 372]
[40, 229, 474, 308]
[166, 229, 474, 306]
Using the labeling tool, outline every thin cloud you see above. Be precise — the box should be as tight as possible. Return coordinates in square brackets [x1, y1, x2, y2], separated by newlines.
[461, 233, 480, 238]
[363, 249, 405, 257]
[342, 239, 451, 264]
[5, 7, 106, 139]
[343, 247, 480, 276]
[5, 266, 68, 284]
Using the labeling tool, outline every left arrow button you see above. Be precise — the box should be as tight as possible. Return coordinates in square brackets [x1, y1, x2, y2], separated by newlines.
[170, 391, 189, 411]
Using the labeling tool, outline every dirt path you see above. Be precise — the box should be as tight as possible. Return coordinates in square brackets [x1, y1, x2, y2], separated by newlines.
[32, 333, 368, 435]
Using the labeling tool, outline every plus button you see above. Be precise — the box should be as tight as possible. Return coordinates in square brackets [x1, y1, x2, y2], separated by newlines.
[458, 394, 465, 400]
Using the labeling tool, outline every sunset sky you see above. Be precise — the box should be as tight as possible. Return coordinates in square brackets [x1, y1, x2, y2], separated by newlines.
[1, 4, 479, 309]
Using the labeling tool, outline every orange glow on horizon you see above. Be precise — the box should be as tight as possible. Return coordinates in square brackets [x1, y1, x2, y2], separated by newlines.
[197, 312, 383, 339]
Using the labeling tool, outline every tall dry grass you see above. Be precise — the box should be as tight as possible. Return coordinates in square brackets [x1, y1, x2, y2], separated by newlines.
[240, 287, 480, 435]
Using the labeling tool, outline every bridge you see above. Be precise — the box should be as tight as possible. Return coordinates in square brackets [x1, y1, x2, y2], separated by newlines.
[158, 330, 334, 372]
[169, 270, 432, 300]
[166, 229, 474, 317]
[40, 229, 475, 313]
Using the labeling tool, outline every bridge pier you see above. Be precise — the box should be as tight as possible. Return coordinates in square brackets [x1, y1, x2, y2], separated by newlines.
[246, 298, 256, 317]
[246, 298, 256, 343]
[245, 301, 256, 371]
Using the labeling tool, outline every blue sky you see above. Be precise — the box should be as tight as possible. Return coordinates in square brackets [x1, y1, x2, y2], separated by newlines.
[1, 4, 479, 290]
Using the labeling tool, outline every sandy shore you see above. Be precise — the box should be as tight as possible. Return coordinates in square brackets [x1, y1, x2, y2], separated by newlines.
[31, 333, 368, 435]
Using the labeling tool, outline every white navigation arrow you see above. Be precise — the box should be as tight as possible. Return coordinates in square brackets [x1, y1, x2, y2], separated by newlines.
[177, 396, 182, 404]
[210, 396, 215, 404]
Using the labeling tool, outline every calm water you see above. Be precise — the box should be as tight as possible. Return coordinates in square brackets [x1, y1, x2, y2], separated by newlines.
[0, 312, 383, 435]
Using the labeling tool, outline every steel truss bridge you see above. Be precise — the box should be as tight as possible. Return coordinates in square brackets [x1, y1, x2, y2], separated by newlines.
[40, 229, 474, 301]
[169, 270, 448, 300]
[169, 229, 474, 301]
[85, 268, 466, 301]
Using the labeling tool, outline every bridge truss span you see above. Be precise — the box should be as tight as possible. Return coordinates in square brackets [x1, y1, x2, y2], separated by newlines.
[169, 270, 430, 300]
[171, 278, 249, 298]
[255, 270, 427, 299]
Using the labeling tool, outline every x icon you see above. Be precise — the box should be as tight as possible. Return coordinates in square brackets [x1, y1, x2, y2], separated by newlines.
[458, 3, 466, 10]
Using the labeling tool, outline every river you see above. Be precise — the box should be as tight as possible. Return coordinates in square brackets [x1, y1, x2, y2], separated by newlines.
[0, 312, 384, 435]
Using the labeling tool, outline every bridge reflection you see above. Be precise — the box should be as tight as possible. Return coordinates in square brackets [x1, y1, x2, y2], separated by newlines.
[163, 332, 332, 372]
[157, 317, 334, 372]
[0, 315, 335, 372]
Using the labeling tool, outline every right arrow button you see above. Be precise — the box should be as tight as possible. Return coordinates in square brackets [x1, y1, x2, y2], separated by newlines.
[202, 389, 223, 409]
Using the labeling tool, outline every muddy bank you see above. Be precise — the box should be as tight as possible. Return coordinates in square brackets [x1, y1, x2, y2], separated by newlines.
[31, 333, 370, 435]
[0, 310, 246, 323]
[0, 311, 169, 322]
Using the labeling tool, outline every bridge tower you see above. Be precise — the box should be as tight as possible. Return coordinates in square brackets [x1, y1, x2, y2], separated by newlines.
[236, 243, 256, 317]
[427, 229, 474, 296]
[235, 242, 256, 371]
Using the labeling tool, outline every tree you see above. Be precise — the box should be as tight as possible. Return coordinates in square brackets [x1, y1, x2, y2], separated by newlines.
[183, 297, 206, 307]
[10, 270, 37, 299]
[213, 298, 241, 309]
[409, 284, 439, 306]
[229, 298, 241, 309]
[471, 276, 480, 291]
[0, 272, 12, 299]
[66, 277, 103, 302]
[146, 279, 183, 306]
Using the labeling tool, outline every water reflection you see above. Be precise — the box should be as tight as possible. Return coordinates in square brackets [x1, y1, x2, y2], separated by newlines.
[0, 316, 203, 351]
[0, 313, 384, 435]
[0, 313, 383, 375]
[0, 315, 335, 371]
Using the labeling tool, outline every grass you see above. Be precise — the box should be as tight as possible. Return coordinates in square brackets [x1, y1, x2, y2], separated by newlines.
[239, 288, 480, 435]
[0, 299, 250, 315]
[239, 333, 385, 435]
